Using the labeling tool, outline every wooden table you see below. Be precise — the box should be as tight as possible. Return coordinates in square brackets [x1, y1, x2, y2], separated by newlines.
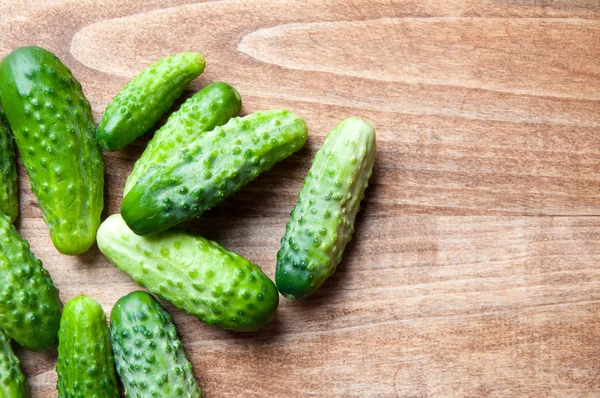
[3, 1, 600, 396]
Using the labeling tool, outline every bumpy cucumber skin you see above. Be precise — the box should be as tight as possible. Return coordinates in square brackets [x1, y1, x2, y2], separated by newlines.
[122, 109, 308, 235]
[124, 82, 242, 195]
[0, 213, 62, 351]
[0, 112, 18, 223]
[276, 117, 375, 300]
[0, 46, 104, 255]
[56, 296, 119, 398]
[96, 52, 206, 151]
[0, 330, 26, 398]
[110, 291, 201, 398]
[97, 214, 279, 332]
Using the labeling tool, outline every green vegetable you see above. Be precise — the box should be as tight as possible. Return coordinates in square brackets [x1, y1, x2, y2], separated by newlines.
[276, 117, 375, 300]
[124, 81, 242, 196]
[110, 291, 201, 398]
[0, 330, 26, 398]
[0, 46, 104, 255]
[97, 214, 279, 332]
[122, 109, 308, 235]
[56, 295, 119, 398]
[96, 52, 206, 151]
[0, 112, 18, 223]
[0, 212, 62, 351]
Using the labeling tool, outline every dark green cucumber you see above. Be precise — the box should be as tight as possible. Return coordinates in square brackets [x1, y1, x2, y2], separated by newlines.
[122, 109, 308, 235]
[0, 46, 104, 255]
[110, 291, 201, 398]
[0, 112, 18, 222]
[56, 295, 119, 398]
[0, 330, 26, 398]
[124, 82, 242, 195]
[97, 214, 278, 332]
[0, 212, 62, 351]
[96, 52, 206, 151]
[276, 117, 375, 300]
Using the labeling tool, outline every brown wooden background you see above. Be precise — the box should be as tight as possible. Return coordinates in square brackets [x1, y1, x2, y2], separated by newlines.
[1, 0, 600, 396]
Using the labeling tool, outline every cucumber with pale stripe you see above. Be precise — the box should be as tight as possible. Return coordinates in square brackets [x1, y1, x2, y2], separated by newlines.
[276, 117, 375, 300]
[97, 214, 278, 332]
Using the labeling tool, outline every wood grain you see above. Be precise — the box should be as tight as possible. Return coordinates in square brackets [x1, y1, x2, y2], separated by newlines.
[1, 0, 599, 397]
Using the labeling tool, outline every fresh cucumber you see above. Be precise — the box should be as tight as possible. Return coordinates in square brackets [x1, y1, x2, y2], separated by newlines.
[0, 46, 104, 255]
[122, 109, 308, 235]
[56, 295, 119, 398]
[0, 330, 26, 398]
[97, 214, 279, 332]
[124, 82, 242, 195]
[110, 291, 201, 398]
[96, 52, 206, 151]
[0, 111, 18, 223]
[276, 117, 375, 300]
[0, 212, 62, 351]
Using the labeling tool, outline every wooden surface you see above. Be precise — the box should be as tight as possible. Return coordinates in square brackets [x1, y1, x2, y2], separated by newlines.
[1, 0, 600, 396]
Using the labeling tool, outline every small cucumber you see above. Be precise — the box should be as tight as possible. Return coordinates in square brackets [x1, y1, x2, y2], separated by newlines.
[0, 46, 104, 255]
[122, 109, 308, 235]
[276, 117, 375, 300]
[0, 212, 62, 351]
[0, 330, 26, 398]
[110, 291, 201, 398]
[56, 295, 119, 398]
[0, 112, 18, 222]
[124, 82, 242, 196]
[97, 214, 279, 332]
[96, 52, 206, 151]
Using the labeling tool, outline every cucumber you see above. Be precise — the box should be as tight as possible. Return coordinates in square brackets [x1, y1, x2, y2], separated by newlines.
[97, 214, 278, 332]
[0, 212, 62, 351]
[122, 109, 308, 235]
[0, 111, 18, 223]
[124, 82, 242, 196]
[276, 117, 375, 300]
[0, 330, 26, 398]
[0, 46, 104, 255]
[96, 52, 206, 151]
[56, 295, 119, 398]
[110, 291, 201, 398]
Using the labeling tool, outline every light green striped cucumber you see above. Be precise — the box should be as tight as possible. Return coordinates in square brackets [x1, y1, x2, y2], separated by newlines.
[110, 291, 201, 398]
[0, 330, 26, 398]
[96, 52, 206, 151]
[121, 109, 308, 235]
[0, 111, 18, 222]
[0, 46, 104, 255]
[56, 295, 119, 398]
[276, 117, 375, 300]
[0, 212, 62, 351]
[97, 214, 279, 332]
[123, 82, 242, 195]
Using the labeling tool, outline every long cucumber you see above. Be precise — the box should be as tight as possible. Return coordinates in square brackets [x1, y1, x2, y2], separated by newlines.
[97, 214, 279, 332]
[122, 109, 307, 235]
[276, 117, 375, 300]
